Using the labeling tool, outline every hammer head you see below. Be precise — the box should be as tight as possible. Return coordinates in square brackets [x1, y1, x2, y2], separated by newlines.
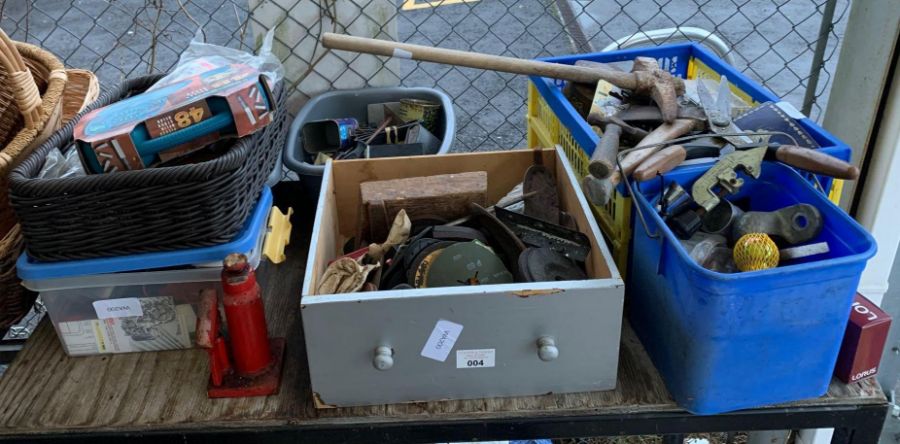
[631, 57, 685, 124]
[581, 175, 614, 207]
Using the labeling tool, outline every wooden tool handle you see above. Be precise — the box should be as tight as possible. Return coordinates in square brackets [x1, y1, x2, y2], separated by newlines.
[611, 119, 695, 184]
[775, 145, 860, 180]
[633, 145, 687, 182]
[322, 33, 638, 89]
[588, 124, 621, 179]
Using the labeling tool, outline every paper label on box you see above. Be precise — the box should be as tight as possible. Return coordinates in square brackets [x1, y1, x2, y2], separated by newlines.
[456, 349, 495, 369]
[420, 319, 463, 362]
[93, 298, 143, 319]
[61, 297, 195, 355]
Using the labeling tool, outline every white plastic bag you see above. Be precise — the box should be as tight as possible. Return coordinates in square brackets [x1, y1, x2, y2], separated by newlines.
[38, 147, 86, 179]
[148, 29, 283, 91]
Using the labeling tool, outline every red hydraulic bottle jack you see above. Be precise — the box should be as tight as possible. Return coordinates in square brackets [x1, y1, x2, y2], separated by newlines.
[197, 253, 286, 398]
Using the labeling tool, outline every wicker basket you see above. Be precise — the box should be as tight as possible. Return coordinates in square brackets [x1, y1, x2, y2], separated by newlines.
[9, 75, 286, 262]
[0, 28, 68, 331]
[60, 68, 99, 125]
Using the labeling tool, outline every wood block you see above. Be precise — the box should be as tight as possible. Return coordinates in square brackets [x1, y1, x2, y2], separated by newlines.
[360, 171, 487, 242]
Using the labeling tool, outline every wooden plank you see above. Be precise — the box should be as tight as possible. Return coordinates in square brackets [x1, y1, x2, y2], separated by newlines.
[0, 183, 885, 437]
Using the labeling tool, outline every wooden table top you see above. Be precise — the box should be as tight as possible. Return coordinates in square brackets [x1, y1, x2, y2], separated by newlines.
[0, 187, 885, 437]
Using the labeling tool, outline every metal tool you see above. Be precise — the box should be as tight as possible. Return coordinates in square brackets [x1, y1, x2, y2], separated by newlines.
[431, 225, 489, 244]
[732, 203, 822, 245]
[780, 241, 830, 261]
[657, 181, 693, 219]
[588, 122, 622, 180]
[669, 208, 704, 239]
[614, 103, 707, 124]
[635, 138, 861, 181]
[697, 76, 756, 147]
[629, 76, 763, 182]
[581, 174, 614, 208]
[494, 206, 591, 262]
[468, 203, 527, 271]
[701, 200, 744, 235]
[518, 247, 588, 282]
[321, 33, 685, 123]
[691, 146, 766, 212]
[524, 164, 560, 224]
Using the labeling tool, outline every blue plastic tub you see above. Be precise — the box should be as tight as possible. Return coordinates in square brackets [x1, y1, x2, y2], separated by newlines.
[628, 162, 875, 414]
[17, 187, 272, 280]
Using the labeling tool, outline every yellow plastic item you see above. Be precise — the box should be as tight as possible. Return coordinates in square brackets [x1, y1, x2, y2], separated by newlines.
[733, 233, 779, 272]
[263, 206, 293, 264]
[827, 179, 844, 205]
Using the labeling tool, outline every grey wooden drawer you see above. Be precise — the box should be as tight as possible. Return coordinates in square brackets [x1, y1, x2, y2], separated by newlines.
[302, 147, 624, 407]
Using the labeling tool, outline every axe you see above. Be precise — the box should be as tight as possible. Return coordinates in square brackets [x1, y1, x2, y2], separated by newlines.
[321, 33, 686, 123]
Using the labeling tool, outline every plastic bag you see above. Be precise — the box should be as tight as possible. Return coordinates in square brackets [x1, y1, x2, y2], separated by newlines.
[38, 147, 86, 179]
[148, 28, 283, 91]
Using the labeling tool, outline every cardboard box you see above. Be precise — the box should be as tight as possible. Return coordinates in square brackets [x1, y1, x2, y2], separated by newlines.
[835, 293, 891, 383]
[301, 147, 624, 407]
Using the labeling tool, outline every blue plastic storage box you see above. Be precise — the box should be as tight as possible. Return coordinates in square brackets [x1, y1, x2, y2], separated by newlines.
[628, 162, 875, 414]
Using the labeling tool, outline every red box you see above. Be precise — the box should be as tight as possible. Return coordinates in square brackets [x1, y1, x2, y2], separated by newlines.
[834, 293, 891, 383]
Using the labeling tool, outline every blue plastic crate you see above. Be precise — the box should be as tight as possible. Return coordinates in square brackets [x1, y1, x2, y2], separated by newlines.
[526, 43, 852, 276]
[17, 187, 273, 280]
[628, 162, 875, 414]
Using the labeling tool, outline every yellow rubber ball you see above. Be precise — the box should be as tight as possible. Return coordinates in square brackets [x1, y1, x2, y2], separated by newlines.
[733, 233, 779, 272]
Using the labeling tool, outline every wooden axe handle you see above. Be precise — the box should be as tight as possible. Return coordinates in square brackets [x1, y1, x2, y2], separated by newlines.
[322, 33, 639, 89]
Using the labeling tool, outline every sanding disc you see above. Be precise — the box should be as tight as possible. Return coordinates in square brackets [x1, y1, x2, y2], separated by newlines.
[518, 247, 588, 282]
[380, 236, 441, 290]
[407, 240, 455, 285]
[420, 241, 513, 288]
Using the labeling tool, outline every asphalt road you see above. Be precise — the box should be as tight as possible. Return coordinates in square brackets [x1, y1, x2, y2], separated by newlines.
[0, 0, 847, 152]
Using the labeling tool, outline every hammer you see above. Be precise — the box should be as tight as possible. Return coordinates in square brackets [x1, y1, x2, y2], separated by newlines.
[578, 123, 622, 208]
[321, 33, 686, 123]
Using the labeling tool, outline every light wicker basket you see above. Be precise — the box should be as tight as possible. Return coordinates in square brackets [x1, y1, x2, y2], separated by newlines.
[0, 27, 73, 331]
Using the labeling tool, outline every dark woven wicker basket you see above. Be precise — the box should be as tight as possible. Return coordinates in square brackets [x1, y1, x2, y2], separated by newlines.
[9, 75, 286, 262]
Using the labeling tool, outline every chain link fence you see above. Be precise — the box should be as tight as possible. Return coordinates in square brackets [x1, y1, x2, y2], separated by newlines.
[0, 0, 849, 153]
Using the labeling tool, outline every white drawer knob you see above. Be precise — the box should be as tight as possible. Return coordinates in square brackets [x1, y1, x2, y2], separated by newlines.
[537, 336, 559, 362]
[373, 346, 394, 370]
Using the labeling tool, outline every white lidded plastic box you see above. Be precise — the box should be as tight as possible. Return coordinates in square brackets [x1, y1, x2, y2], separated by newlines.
[17, 188, 272, 356]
